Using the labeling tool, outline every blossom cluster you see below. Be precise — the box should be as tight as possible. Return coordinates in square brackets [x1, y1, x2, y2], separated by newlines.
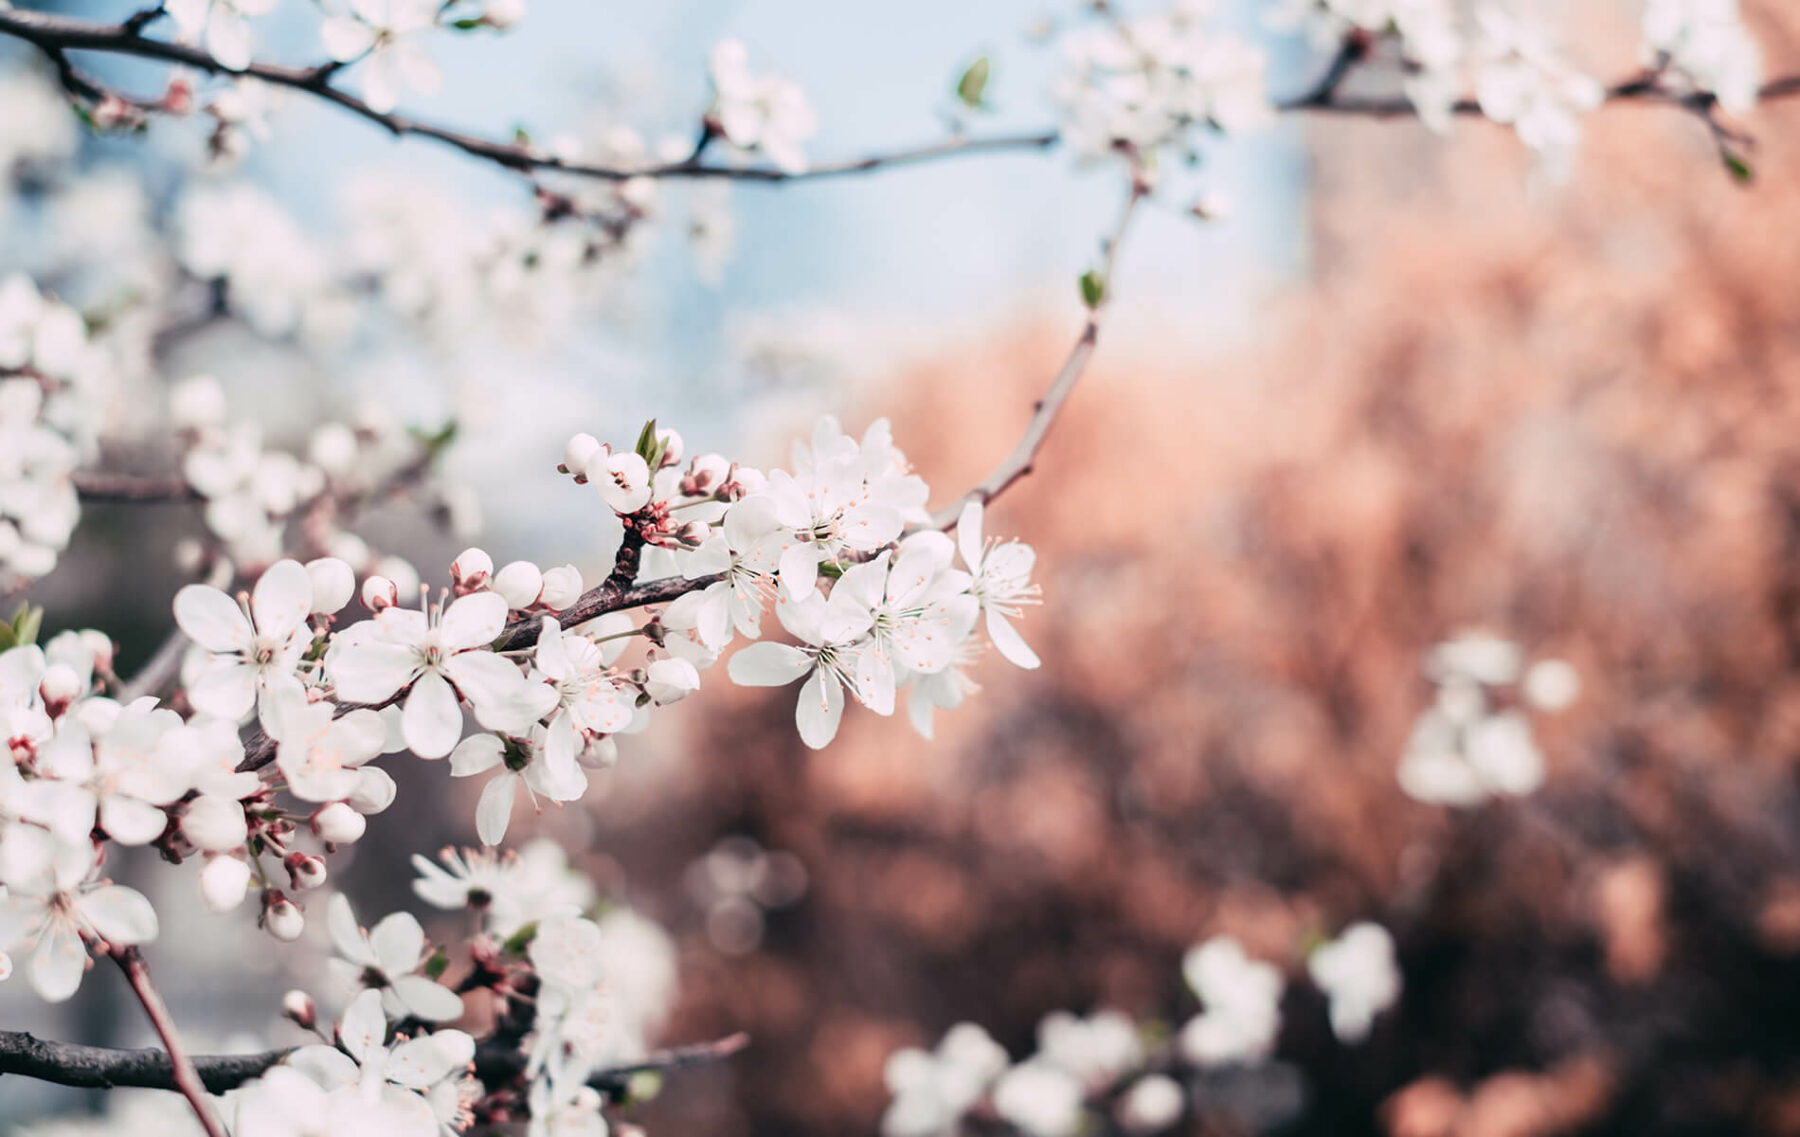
[881, 923, 1402, 1137]
[0, 412, 1037, 1024]
[1054, 0, 1766, 180]
[1397, 631, 1579, 806]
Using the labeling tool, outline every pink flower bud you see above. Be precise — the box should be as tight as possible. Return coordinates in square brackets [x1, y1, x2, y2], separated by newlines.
[284, 852, 328, 891]
[281, 989, 318, 1030]
[312, 802, 366, 845]
[683, 453, 731, 496]
[264, 894, 305, 941]
[562, 433, 602, 479]
[452, 547, 494, 593]
[676, 521, 711, 548]
[79, 630, 116, 675]
[361, 574, 398, 612]
[38, 664, 83, 712]
[183, 794, 248, 853]
[200, 854, 252, 913]
[655, 428, 684, 468]
[493, 561, 544, 610]
[305, 558, 355, 615]
[539, 565, 584, 611]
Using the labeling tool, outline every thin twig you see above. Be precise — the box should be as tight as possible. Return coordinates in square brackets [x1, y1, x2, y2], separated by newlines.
[71, 471, 201, 503]
[107, 947, 228, 1137]
[0, 6, 1056, 185]
[928, 178, 1145, 530]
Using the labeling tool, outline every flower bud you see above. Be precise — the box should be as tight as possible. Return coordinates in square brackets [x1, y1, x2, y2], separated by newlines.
[78, 630, 116, 675]
[174, 538, 207, 575]
[373, 556, 420, 598]
[724, 465, 766, 498]
[493, 561, 544, 610]
[483, 0, 526, 28]
[200, 854, 252, 913]
[304, 557, 355, 616]
[312, 802, 366, 845]
[562, 433, 602, 479]
[170, 374, 226, 432]
[1190, 192, 1231, 222]
[361, 574, 398, 612]
[452, 547, 494, 593]
[539, 565, 583, 611]
[183, 794, 248, 853]
[284, 851, 328, 891]
[348, 766, 397, 815]
[264, 894, 305, 941]
[683, 453, 731, 496]
[308, 423, 358, 478]
[655, 428, 684, 468]
[38, 663, 83, 713]
[1117, 1074, 1184, 1133]
[676, 521, 711, 548]
[327, 531, 372, 571]
[281, 989, 317, 1030]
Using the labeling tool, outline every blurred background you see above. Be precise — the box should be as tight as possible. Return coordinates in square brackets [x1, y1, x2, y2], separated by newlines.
[9, 0, 1800, 1135]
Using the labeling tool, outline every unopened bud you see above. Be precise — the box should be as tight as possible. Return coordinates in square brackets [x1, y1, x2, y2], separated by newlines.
[539, 565, 583, 611]
[1190, 192, 1230, 222]
[38, 664, 83, 713]
[312, 802, 366, 845]
[183, 794, 248, 853]
[281, 989, 317, 1030]
[79, 630, 116, 675]
[284, 851, 328, 891]
[264, 893, 304, 941]
[655, 428, 684, 468]
[683, 453, 730, 496]
[493, 561, 544, 610]
[200, 854, 252, 913]
[562, 433, 602, 480]
[452, 547, 494, 593]
[361, 574, 397, 612]
[305, 558, 355, 616]
[676, 521, 711, 548]
[483, 0, 526, 28]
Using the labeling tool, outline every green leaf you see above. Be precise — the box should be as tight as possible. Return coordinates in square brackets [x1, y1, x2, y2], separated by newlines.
[1724, 151, 1754, 184]
[408, 420, 459, 458]
[10, 604, 42, 648]
[816, 561, 844, 580]
[501, 921, 539, 956]
[0, 625, 16, 652]
[424, 947, 450, 980]
[633, 418, 662, 467]
[955, 56, 991, 109]
[451, 16, 484, 28]
[1079, 270, 1106, 309]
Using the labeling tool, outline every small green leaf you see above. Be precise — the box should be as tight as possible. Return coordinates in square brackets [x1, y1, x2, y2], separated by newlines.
[955, 56, 991, 109]
[0, 625, 16, 652]
[10, 604, 42, 648]
[408, 420, 459, 458]
[424, 947, 450, 980]
[816, 561, 844, 580]
[633, 418, 661, 466]
[450, 16, 483, 28]
[1724, 151, 1754, 184]
[1079, 270, 1105, 309]
[502, 921, 539, 956]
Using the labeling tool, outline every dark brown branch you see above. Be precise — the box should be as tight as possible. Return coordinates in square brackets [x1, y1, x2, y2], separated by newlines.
[72, 471, 201, 503]
[0, 7, 1057, 185]
[0, 1027, 748, 1097]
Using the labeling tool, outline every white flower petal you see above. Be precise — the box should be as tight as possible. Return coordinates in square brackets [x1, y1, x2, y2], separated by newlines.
[174, 584, 253, 654]
[402, 670, 463, 759]
[727, 642, 810, 687]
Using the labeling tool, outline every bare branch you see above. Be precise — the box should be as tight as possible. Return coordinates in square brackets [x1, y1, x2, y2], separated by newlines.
[0, 1027, 749, 1098]
[0, 7, 1056, 186]
[72, 471, 201, 503]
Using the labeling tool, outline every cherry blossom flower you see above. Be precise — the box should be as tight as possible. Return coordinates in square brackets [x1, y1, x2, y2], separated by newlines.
[324, 589, 530, 759]
[993, 1060, 1086, 1137]
[727, 591, 873, 748]
[1178, 935, 1284, 1067]
[881, 1023, 1009, 1137]
[1307, 921, 1402, 1043]
[174, 558, 315, 728]
[0, 843, 158, 1002]
[326, 894, 465, 1022]
[273, 698, 389, 803]
[533, 616, 633, 764]
[320, 0, 444, 115]
[708, 40, 819, 175]
[282, 989, 473, 1135]
[957, 501, 1041, 670]
[26, 701, 193, 847]
[165, 0, 278, 73]
[1644, 0, 1761, 113]
[449, 728, 584, 846]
